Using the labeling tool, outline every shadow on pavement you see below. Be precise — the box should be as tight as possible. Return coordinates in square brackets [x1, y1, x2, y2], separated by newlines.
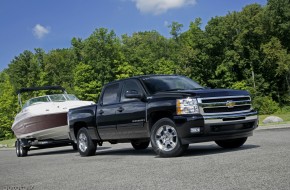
[28, 146, 112, 157]
[94, 144, 260, 158]
[96, 147, 156, 156]
[26, 143, 260, 157]
[184, 144, 260, 157]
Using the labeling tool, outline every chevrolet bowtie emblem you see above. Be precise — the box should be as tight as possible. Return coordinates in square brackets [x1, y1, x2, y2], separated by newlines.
[226, 100, 235, 108]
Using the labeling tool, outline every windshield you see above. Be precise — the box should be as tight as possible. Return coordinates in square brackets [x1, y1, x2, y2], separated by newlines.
[142, 75, 203, 94]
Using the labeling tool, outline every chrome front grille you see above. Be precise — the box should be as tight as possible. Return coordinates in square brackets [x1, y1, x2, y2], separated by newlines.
[198, 96, 252, 115]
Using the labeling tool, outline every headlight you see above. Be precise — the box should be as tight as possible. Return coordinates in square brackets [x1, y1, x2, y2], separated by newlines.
[176, 98, 199, 115]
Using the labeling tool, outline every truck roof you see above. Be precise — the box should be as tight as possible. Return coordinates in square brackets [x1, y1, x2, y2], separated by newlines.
[104, 74, 181, 86]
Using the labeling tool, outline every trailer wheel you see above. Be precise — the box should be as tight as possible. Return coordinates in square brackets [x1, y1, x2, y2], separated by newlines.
[77, 127, 97, 156]
[150, 118, 188, 157]
[15, 140, 20, 157]
[16, 139, 28, 157]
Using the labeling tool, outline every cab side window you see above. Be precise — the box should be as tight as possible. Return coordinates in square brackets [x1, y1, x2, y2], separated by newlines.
[102, 83, 120, 105]
[121, 80, 141, 102]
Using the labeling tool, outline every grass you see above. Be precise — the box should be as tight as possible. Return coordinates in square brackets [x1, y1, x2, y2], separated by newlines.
[259, 113, 290, 126]
[0, 138, 16, 148]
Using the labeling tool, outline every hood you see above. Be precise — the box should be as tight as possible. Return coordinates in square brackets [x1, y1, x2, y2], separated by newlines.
[154, 88, 250, 98]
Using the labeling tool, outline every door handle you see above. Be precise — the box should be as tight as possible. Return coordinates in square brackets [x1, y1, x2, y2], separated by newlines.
[117, 107, 124, 112]
[99, 110, 104, 115]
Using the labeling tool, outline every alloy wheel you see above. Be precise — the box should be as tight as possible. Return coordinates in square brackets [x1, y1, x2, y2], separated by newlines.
[78, 133, 88, 152]
[155, 125, 177, 151]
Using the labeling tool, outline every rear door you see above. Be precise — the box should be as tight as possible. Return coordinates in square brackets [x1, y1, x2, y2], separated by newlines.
[96, 82, 121, 140]
[116, 79, 148, 139]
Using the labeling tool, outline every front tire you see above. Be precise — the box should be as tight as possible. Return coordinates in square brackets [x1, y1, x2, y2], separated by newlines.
[131, 140, 150, 150]
[77, 128, 97, 156]
[150, 118, 188, 157]
[215, 137, 248, 149]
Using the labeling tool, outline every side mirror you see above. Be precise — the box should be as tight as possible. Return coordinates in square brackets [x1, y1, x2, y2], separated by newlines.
[125, 90, 143, 99]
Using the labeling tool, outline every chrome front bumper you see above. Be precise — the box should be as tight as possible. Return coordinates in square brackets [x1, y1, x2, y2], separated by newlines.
[203, 111, 258, 125]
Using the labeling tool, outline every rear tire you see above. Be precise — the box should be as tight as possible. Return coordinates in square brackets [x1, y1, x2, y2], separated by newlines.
[77, 128, 97, 156]
[131, 140, 150, 150]
[215, 137, 248, 149]
[72, 143, 78, 151]
[150, 118, 188, 157]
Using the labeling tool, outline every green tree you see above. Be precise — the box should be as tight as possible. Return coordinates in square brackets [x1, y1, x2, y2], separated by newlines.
[7, 50, 41, 91]
[205, 4, 266, 92]
[40, 48, 76, 92]
[72, 28, 122, 99]
[169, 21, 183, 40]
[261, 37, 290, 104]
[265, 0, 290, 51]
[121, 31, 173, 75]
[73, 63, 99, 101]
[0, 72, 18, 139]
[175, 18, 210, 85]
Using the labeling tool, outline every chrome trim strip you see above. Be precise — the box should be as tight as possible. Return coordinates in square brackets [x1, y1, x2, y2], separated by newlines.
[200, 101, 251, 108]
[203, 112, 258, 124]
[198, 95, 251, 101]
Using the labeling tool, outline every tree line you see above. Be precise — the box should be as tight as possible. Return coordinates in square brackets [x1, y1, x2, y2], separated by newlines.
[1, 0, 290, 139]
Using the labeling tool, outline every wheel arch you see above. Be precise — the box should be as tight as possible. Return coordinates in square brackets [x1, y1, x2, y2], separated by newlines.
[148, 110, 173, 132]
[73, 121, 88, 139]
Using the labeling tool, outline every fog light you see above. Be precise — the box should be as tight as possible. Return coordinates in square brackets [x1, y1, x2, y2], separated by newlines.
[190, 127, 201, 133]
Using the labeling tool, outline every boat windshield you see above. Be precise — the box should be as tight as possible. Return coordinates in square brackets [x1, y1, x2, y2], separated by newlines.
[23, 96, 50, 109]
[22, 94, 79, 109]
[48, 94, 79, 102]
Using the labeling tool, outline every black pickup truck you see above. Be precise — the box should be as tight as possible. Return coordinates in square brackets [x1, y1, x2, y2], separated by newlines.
[68, 75, 258, 157]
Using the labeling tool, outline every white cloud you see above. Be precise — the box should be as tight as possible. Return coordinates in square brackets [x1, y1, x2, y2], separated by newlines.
[33, 24, 50, 39]
[132, 0, 197, 15]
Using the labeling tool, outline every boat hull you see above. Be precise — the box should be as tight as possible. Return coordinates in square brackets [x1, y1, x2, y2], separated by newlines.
[12, 99, 95, 140]
[12, 112, 69, 140]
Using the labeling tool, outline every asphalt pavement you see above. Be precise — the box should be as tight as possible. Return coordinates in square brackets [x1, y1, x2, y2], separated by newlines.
[0, 127, 290, 190]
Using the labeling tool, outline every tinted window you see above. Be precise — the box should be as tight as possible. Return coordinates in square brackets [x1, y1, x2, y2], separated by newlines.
[102, 83, 120, 105]
[142, 75, 203, 94]
[121, 80, 141, 102]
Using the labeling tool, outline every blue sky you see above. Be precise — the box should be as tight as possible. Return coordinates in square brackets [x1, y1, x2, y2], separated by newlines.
[0, 0, 267, 72]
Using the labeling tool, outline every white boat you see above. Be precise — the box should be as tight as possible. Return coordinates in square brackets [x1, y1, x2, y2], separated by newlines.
[12, 86, 94, 141]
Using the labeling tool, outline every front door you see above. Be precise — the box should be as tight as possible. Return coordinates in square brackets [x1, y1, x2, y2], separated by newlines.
[115, 79, 148, 139]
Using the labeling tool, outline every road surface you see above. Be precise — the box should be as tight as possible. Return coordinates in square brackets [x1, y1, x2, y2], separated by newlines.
[0, 128, 290, 190]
